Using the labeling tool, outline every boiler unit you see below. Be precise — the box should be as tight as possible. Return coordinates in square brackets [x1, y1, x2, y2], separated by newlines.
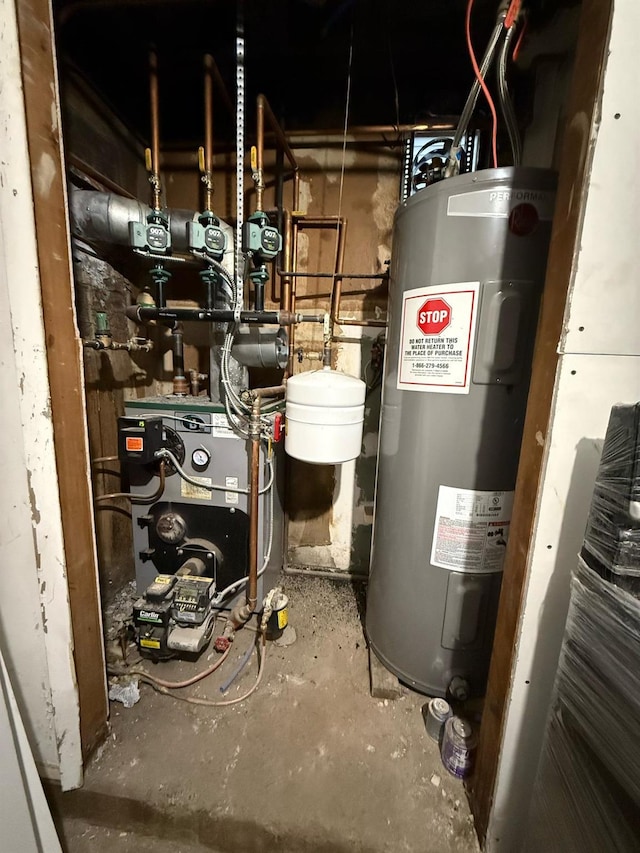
[120, 398, 284, 658]
[83, 43, 365, 668]
[366, 166, 557, 699]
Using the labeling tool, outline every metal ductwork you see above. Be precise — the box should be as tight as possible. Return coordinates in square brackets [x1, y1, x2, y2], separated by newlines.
[69, 188, 231, 255]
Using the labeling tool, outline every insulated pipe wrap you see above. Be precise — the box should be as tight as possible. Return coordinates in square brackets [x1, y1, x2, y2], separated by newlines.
[70, 189, 236, 289]
[70, 189, 200, 253]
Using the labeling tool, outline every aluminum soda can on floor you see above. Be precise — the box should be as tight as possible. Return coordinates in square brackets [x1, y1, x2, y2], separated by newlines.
[423, 697, 452, 742]
[265, 591, 289, 640]
[441, 716, 477, 779]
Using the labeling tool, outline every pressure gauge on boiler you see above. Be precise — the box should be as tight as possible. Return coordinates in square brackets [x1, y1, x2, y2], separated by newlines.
[191, 447, 211, 472]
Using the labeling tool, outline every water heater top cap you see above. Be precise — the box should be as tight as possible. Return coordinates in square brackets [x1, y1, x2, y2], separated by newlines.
[286, 368, 366, 408]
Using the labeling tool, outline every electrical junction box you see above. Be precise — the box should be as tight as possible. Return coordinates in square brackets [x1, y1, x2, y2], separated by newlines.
[118, 416, 163, 465]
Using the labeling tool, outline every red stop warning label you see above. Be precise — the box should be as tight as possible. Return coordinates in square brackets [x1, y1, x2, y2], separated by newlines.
[417, 297, 451, 335]
[398, 283, 479, 395]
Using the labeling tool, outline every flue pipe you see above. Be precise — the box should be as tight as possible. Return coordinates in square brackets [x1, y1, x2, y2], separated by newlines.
[171, 325, 189, 395]
[70, 189, 205, 252]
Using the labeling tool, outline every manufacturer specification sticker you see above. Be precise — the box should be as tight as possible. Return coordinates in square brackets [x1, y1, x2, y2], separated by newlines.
[181, 477, 213, 501]
[430, 486, 514, 574]
[225, 476, 240, 505]
[211, 413, 236, 438]
[397, 282, 479, 394]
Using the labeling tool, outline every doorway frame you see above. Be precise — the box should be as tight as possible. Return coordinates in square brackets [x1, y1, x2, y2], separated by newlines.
[14, 0, 613, 822]
[16, 0, 108, 762]
[467, 0, 614, 841]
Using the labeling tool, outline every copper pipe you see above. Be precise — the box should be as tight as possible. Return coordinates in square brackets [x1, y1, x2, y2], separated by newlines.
[289, 214, 347, 324]
[247, 398, 262, 612]
[253, 384, 286, 399]
[209, 55, 235, 120]
[291, 214, 388, 329]
[247, 385, 285, 609]
[256, 96, 265, 211]
[287, 122, 458, 137]
[335, 317, 387, 328]
[333, 228, 389, 326]
[258, 95, 298, 174]
[94, 461, 166, 503]
[293, 215, 344, 224]
[256, 94, 300, 213]
[203, 57, 214, 175]
[330, 220, 347, 325]
[286, 227, 296, 370]
[285, 213, 349, 361]
[203, 54, 214, 211]
[149, 50, 161, 210]
[277, 271, 387, 281]
[289, 215, 299, 369]
[281, 208, 292, 312]
[91, 455, 120, 465]
[293, 170, 300, 212]
[291, 220, 298, 314]
[253, 172, 296, 191]
[248, 438, 260, 610]
[121, 644, 232, 689]
[189, 369, 207, 397]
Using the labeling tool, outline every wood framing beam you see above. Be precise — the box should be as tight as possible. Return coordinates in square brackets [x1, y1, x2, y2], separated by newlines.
[16, 0, 108, 759]
[467, 0, 614, 841]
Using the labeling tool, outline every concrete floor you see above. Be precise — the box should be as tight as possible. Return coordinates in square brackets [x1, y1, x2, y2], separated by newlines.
[50, 577, 480, 853]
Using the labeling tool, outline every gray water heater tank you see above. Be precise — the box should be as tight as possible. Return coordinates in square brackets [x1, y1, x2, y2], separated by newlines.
[366, 167, 556, 698]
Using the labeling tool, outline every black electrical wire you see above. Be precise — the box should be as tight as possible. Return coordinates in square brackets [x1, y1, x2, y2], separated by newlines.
[496, 26, 522, 167]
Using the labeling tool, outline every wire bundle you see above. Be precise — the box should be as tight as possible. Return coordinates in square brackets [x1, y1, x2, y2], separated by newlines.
[109, 627, 268, 709]
[448, 0, 524, 177]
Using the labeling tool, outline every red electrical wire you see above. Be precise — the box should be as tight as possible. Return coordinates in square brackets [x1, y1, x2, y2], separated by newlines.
[512, 18, 528, 63]
[466, 0, 498, 168]
[505, 0, 522, 30]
